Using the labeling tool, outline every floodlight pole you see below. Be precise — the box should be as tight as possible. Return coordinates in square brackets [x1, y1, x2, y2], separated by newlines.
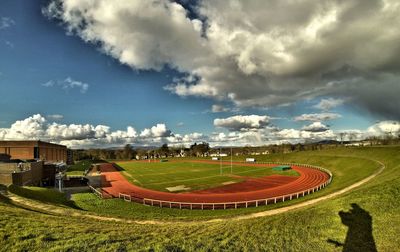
[230, 147, 233, 174]
[220, 147, 222, 175]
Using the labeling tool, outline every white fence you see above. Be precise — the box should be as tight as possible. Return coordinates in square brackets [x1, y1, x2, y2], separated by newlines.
[117, 161, 333, 210]
[88, 184, 103, 199]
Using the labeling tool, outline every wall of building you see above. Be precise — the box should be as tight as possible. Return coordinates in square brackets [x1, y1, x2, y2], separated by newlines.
[39, 147, 67, 162]
[0, 141, 67, 162]
[0, 173, 12, 185]
[12, 170, 32, 186]
[0, 161, 44, 186]
[43, 164, 56, 186]
[0, 141, 37, 160]
[0, 163, 18, 173]
[10, 147, 35, 159]
[30, 161, 43, 185]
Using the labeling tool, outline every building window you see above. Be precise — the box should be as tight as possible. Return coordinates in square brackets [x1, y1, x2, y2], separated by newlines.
[34, 147, 39, 159]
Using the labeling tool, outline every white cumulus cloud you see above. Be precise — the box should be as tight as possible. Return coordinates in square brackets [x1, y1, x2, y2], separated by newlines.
[301, 122, 330, 132]
[294, 113, 341, 122]
[140, 124, 172, 138]
[1, 114, 399, 148]
[214, 115, 270, 131]
[367, 121, 400, 136]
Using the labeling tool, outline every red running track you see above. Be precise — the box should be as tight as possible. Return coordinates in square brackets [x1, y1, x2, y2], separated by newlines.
[99, 161, 331, 204]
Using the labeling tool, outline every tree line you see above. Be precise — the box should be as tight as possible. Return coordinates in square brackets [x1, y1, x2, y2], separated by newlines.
[71, 131, 400, 162]
[72, 142, 211, 162]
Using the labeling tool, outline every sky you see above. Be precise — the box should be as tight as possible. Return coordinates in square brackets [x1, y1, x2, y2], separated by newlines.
[0, 0, 400, 149]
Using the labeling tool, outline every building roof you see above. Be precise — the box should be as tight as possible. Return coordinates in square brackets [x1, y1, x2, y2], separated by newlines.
[0, 140, 66, 148]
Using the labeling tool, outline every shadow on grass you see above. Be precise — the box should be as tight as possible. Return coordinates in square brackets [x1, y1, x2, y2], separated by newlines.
[112, 163, 125, 171]
[0, 190, 11, 204]
[1, 187, 59, 215]
[8, 185, 83, 210]
[327, 203, 377, 252]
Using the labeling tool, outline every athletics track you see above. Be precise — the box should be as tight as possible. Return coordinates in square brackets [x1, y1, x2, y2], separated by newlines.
[98, 161, 330, 208]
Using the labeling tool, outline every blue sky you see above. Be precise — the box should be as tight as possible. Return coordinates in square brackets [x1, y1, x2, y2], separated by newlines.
[0, 0, 399, 148]
[0, 0, 217, 133]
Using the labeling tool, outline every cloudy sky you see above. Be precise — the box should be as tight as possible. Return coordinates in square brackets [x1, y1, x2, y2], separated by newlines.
[0, 0, 400, 148]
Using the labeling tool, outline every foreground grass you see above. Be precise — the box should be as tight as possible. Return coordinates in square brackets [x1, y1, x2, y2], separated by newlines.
[1, 146, 399, 251]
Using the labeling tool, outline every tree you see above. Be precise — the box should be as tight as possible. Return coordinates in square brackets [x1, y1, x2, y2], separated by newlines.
[123, 144, 135, 160]
[159, 143, 170, 157]
[339, 132, 346, 145]
[348, 132, 357, 143]
[190, 142, 210, 157]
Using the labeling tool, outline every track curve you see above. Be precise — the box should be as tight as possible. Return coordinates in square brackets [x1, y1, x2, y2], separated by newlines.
[99, 161, 331, 209]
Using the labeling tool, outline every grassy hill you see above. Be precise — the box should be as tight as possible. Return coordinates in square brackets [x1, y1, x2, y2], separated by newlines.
[1, 146, 399, 251]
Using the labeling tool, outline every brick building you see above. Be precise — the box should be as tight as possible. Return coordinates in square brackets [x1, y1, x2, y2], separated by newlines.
[0, 140, 67, 163]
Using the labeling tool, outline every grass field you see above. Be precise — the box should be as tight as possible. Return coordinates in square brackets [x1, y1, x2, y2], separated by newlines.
[116, 160, 299, 192]
[1, 146, 399, 251]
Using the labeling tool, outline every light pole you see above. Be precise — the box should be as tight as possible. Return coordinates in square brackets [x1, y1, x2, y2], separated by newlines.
[220, 147, 222, 175]
[230, 147, 233, 174]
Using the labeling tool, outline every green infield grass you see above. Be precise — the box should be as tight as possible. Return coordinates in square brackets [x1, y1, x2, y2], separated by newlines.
[115, 160, 299, 192]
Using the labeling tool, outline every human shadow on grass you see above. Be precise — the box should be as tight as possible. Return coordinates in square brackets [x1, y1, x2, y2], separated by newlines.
[327, 203, 377, 252]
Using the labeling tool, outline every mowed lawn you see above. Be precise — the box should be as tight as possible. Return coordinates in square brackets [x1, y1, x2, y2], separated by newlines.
[116, 161, 299, 192]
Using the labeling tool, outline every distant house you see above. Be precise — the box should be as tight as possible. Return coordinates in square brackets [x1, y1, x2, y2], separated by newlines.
[210, 153, 228, 157]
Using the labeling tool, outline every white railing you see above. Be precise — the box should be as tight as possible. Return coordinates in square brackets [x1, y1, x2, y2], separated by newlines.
[88, 184, 103, 199]
[117, 162, 334, 210]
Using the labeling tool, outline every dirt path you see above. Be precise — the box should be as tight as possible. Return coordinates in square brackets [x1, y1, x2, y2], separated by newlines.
[2, 159, 385, 225]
